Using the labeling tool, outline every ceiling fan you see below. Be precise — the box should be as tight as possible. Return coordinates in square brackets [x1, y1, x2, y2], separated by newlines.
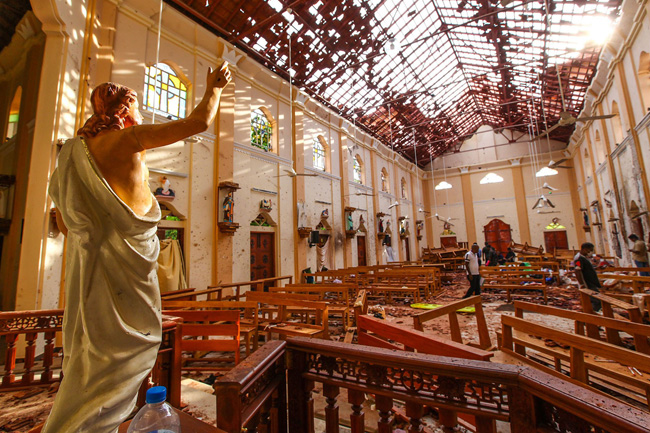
[426, 213, 455, 226]
[537, 70, 617, 139]
[532, 195, 556, 210]
[534, 182, 559, 192]
[278, 168, 318, 178]
[547, 158, 571, 169]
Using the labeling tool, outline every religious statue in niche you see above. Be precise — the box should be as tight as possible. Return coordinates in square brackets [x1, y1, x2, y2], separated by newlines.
[346, 213, 354, 231]
[260, 199, 273, 212]
[385, 220, 392, 234]
[154, 176, 175, 201]
[416, 221, 424, 239]
[223, 191, 234, 222]
[442, 221, 455, 235]
[321, 208, 329, 219]
[358, 214, 367, 233]
[399, 219, 409, 236]
[378, 217, 384, 233]
[45, 63, 232, 432]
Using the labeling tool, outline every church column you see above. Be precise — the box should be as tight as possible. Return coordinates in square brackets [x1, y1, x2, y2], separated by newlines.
[409, 170, 419, 260]
[596, 104, 628, 243]
[460, 168, 477, 243]
[422, 174, 435, 247]
[617, 62, 650, 209]
[574, 143, 592, 245]
[92, 0, 119, 85]
[391, 159, 402, 261]
[568, 164, 587, 247]
[584, 130, 606, 253]
[292, 92, 308, 278]
[369, 144, 383, 265]
[214, 72, 236, 286]
[511, 161, 531, 244]
[339, 132, 352, 268]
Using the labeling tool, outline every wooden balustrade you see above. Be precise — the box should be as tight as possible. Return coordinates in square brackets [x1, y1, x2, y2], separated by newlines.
[215, 337, 650, 433]
[0, 309, 63, 391]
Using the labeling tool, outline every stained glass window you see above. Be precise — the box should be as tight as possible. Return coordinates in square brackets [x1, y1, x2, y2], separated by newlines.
[313, 139, 325, 170]
[143, 63, 187, 119]
[251, 108, 272, 152]
[353, 156, 362, 184]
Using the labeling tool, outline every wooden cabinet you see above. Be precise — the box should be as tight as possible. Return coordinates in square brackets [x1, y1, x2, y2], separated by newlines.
[483, 219, 512, 253]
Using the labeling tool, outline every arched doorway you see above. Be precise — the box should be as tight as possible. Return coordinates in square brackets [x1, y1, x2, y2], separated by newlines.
[483, 219, 512, 253]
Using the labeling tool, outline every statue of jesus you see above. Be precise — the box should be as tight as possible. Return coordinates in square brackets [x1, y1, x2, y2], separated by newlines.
[44, 63, 231, 433]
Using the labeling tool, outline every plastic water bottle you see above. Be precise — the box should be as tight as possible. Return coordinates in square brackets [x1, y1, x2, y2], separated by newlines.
[127, 386, 181, 433]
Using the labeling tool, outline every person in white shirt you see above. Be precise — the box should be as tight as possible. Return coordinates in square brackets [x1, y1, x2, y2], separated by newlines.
[463, 243, 481, 298]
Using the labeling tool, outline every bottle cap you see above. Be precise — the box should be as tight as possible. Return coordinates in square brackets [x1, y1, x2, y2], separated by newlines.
[146, 386, 167, 404]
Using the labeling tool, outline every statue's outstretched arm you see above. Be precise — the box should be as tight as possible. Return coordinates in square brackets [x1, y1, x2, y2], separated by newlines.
[133, 62, 232, 149]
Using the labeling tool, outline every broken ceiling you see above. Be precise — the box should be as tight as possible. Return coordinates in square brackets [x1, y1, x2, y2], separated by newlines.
[168, 0, 622, 167]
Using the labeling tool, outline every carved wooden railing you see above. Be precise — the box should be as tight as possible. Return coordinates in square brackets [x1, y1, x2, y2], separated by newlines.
[214, 337, 650, 433]
[0, 309, 63, 390]
[1, 309, 182, 409]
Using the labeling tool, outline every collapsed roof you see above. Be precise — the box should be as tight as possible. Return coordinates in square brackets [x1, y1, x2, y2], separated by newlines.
[168, 0, 622, 167]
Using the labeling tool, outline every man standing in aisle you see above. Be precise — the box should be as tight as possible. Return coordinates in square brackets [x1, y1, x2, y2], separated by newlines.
[463, 243, 481, 298]
[628, 234, 649, 276]
[574, 242, 602, 312]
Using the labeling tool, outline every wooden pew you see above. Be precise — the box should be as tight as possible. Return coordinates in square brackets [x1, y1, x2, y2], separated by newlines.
[500, 314, 650, 410]
[513, 300, 650, 355]
[270, 283, 353, 329]
[245, 291, 330, 340]
[162, 310, 241, 372]
[579, 288, 644, 323]
[357, 314, 493, 361]
[162, 300, 260, 356]
[412, 296, 492, 350]
[160, 287, 197, 301]
[480, 268, 549, 303]
[163, 276, 294, 303]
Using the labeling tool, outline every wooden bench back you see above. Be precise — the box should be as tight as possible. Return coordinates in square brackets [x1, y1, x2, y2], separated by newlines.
[270, 284, 352, 304]
[358, 315, 493, 361]
[412, 296, 492, 350]
[514, 300, 650, 354]
[501, 314, 650, 408]
[163, 309, 241, 366]
[160, 288, 197, 301]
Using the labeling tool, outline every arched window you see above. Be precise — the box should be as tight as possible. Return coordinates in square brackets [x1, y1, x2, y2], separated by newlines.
[6, 86, 21, 139]
[381, 168, 389, 192]
[638, 51, 650, 111]
[401, 178, 408, 199]
[611, 101, 624, 144]
[251, 108, 273, 152]
[353, 155, 363, 184]
[144, 62, 188, 119]
[313, 137, 326, 170]
[479, 173, 504, 184]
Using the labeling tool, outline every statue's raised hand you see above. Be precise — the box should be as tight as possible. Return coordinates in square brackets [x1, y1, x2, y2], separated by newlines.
[207, 61, 232, 90]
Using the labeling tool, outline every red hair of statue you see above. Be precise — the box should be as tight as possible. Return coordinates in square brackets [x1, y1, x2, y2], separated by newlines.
[77, 82, 138, 138]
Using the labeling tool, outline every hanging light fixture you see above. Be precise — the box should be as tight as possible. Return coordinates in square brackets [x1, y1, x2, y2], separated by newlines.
[384, 37, 401, 56]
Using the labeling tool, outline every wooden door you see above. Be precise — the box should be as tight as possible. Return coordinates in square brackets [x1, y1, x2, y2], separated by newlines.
[357, 236, 367, 266]
[483, 219, 512, 254]
[544, 230, 569, 252]
[250, 233, 275, 288]
[403, 237, 411, 261]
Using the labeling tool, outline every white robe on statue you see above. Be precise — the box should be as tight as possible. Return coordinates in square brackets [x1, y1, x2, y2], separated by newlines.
[45, 137, 162, 433]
